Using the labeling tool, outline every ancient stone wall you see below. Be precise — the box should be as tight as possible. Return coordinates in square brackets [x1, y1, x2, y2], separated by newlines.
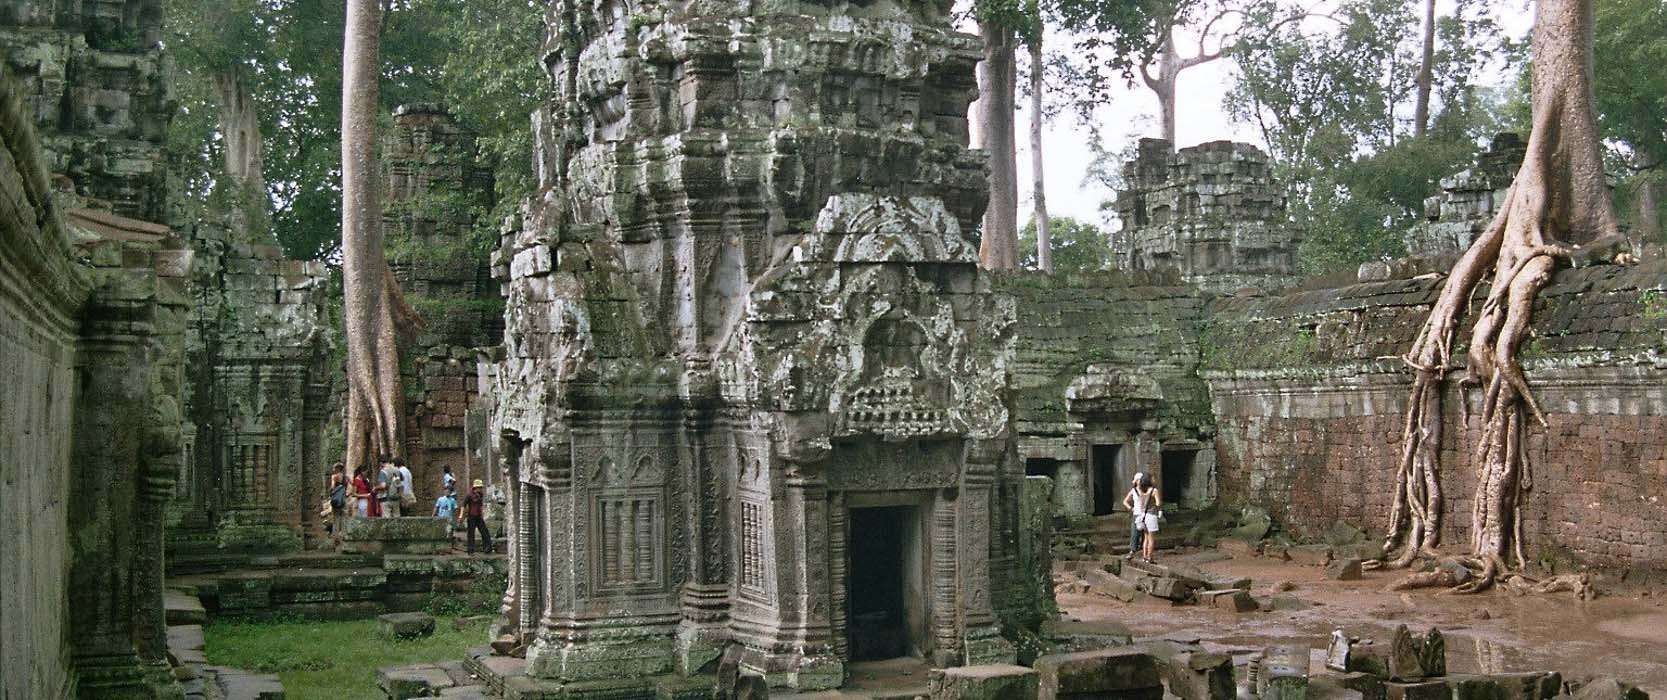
[1204, 262, 1667, 569]
[1, 66, 91, 700]
[171, 210, 331, 560]
[1000, 271, 1215, 517]
[2, 62, 189, 699]
[1114, 139, 1300, 294]
[383, 103, 498, 503]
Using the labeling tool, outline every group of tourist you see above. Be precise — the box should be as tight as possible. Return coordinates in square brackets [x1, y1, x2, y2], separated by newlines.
[323, 459, 495, 554]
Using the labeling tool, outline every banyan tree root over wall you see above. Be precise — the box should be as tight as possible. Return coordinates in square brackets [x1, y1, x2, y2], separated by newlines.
[1378, 0, 1635, 592]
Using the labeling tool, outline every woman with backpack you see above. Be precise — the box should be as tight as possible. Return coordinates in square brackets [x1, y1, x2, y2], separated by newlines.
[326, 462, 348, 533]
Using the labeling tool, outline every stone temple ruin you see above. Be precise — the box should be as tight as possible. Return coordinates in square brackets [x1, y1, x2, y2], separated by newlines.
[1114, 138, 1301, 294]
[483, 0, 1038, 688]
[2, 0, 1666, 699]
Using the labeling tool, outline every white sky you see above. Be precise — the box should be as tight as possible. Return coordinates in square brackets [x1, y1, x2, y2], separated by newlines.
[977, 1, 1537, 228]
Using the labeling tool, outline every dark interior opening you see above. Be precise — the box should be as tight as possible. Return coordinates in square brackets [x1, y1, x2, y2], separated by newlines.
[1161, 448, 1199, 506]
[848, 505, 924, 661]
[1091, 444, 1122, 515]
[1025, 458, 1059, 480]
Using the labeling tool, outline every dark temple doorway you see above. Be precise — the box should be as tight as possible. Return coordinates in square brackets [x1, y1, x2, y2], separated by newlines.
[1091, 444, 1122, 515]
[847, 505, 927, 661]
[1161, 448, 1199, 506]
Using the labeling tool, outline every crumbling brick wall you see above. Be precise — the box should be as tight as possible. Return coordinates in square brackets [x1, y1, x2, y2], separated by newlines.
[1205, 262, 1667, 570]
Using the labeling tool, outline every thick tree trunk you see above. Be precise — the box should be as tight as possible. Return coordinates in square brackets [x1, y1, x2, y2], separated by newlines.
[979, 19, 1019, 271]
[1634, 179, 1660, 243]
[341, 0, 415, 475]
[1029, 31, 1051, 273]
[1413, 0, 1436, 137]
[1381, 0, 1622, 592]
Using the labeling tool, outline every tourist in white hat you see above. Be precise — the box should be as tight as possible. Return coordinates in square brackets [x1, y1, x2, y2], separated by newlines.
[1122, 473, 1161, 562]
[460, 479, 494, 554]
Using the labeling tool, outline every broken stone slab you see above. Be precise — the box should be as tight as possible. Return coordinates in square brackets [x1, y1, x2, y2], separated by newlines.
[1568, 677, 1649, 700]
[1383, 680, 1448, 700]
[1040, 619, 1135, 651]
[1147, 576, 1198, 602]
[1198, 589, 1256, 612]
[928, 663, 1040, 700]
[1154, 651, 1234, 700]
[1123, 559, 1210, 589]
[1287, 545, 1333, 567]
[1257, 645, 1310, 700]
[377, 612, 437, 640]
[1445, 672, 1561, 700]
[1083, 569, 1139, 602]
[380, 664, 457, 699]
[1205, 576, 1252, 591]
[166, 590, 208, 625]
[1326, 558, 1364, 581]
[439, 686, 492, 699]
[205, 666, 285, 700]
[1034, 648, 1163, 700]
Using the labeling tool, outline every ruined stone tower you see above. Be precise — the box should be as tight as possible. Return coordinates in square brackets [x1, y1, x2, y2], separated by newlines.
[1115, 139, 1300, 293]
[487, 0, 1028, 691]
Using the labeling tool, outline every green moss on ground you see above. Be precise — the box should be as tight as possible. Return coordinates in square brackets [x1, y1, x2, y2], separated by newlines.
[203, 616, 489, 699]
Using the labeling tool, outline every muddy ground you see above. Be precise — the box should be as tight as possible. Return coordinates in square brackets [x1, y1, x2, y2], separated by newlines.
[1056, 549, 1667, 696]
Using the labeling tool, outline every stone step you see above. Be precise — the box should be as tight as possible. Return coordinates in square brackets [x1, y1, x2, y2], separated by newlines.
[205, 666, 285, 700]
[165, 589, 208, 625]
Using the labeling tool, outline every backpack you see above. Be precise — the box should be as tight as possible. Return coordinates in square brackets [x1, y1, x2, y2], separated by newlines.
[330, 482, 347, 509]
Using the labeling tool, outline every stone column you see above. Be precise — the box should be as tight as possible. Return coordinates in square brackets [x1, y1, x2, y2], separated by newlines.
[778, 465, 842, 690]
[675, 408, 730, 674]
[70, 274, 158, 699]
[957, 441, 1017, 665]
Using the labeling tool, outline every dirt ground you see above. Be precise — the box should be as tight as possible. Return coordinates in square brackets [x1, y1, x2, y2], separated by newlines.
[1056, 548, 1667, 696]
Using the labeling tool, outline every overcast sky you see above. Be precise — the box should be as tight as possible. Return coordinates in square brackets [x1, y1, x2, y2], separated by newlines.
[985, 1, 1537, 229]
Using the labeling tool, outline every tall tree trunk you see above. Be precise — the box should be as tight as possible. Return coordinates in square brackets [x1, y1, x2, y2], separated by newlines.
[1152, 39, 1180, 146]
[979, 19, 1019, 271]
[1380, 0, 1623, 592]
[1029, 29, 1051, 273]
[1413, 0, 1436, 137]
[341, 0, 416, 476]
[214, 70, 266, 217]
[1634, 179, 1661, 244]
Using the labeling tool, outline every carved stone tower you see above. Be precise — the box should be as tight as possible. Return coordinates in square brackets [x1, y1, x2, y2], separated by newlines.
[487, 0, 1026, 692]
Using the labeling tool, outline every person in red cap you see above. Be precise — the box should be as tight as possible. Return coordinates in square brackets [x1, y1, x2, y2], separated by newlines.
[459, 479, 493, 554]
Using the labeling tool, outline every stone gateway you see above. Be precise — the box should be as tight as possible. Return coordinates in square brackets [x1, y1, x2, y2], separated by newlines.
[484, 0, 1039, 692]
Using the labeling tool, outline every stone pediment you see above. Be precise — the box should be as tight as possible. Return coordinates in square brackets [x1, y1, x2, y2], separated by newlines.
[1065, 364, 1165, 415]
[801, 194, 976, 264]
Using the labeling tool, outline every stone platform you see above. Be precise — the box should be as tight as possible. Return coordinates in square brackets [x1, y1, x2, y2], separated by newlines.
[169, 548, 505, 620]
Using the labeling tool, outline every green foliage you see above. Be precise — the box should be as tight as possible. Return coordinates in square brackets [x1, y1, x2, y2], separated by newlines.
[1642, 290, 1667, 322]
[1019, 216, 1115, 272]
[164, 0, 547, 261]
[1594, 0, 1667, 172]
[425, 571, 509, 617]
[1225, 0, 1508, 274]
[204, 615, 491, 700]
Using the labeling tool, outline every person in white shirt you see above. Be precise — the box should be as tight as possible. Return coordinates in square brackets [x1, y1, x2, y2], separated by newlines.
[1122, 473, 1161, 562]
[396, 457, 415, 510]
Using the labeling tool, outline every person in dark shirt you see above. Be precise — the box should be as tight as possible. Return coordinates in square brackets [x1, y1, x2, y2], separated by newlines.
[460, 480, 493, 554]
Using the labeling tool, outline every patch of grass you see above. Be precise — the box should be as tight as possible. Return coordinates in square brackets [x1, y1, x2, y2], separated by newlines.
[203, 615, 490, 700]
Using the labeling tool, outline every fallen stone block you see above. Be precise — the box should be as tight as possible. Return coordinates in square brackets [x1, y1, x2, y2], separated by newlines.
[1569, 677, 1649, 700]
[1288, 544, 1333, 567]
[380, 664, 456, 699]
[1257, 645, 1309, 700]
[1263, 543, 1291, 561]
[1446, 672, 1561, 700]
[1155, 651, 1234, 700]
[1326, 558, 1364, 581]
[1199, 589, 1256, 612]
[929, 663, 1040, 700]
[1384, 680, 1448, 700]
[439, 686, 492, 699]
[1035, 648, 1162, 700]
[378, 612, 437, 640]
[1040, 620, 1134, 652]
[1084, 570, 1139, 603]
[1206, 576, 1252, 591]
[1147, 577, 1197, 602]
